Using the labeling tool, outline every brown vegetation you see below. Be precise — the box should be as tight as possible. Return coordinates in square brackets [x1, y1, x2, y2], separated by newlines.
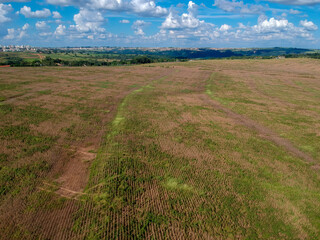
[0, 59, 319, 239]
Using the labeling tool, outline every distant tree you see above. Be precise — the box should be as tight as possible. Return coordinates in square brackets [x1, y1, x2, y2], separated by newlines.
[130, 56, 153, 64]
[32, 60, 41, 66]
[42, 57, 55, 66]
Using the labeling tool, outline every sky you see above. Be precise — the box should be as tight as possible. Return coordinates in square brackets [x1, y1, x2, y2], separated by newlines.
[0, 0, 319, 48]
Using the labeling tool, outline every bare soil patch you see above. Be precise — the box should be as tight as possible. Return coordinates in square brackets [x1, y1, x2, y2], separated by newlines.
[55, 146, 96, 197]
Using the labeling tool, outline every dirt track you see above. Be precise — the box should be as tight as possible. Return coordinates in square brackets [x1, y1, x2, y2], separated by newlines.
[200, 95, 316, 164]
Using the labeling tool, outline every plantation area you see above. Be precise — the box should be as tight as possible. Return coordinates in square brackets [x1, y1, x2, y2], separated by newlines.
[0, 59, 319, 239]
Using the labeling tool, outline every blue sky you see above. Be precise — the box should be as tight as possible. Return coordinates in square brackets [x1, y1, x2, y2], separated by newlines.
[0, 0, 319, 48]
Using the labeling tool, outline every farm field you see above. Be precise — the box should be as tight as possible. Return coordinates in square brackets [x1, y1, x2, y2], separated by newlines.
[0, 59, 319, 239]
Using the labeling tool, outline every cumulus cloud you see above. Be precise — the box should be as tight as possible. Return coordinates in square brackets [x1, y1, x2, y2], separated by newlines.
[35, 21, 49, 30]
[89, 0, 125, 10]
[267, 0, 320, 5]
[4, 28, 15, 39]
[161, 1, 203, 30]
[52, 11, 62, 18]
[214, 0, 265, 14]
[4, 0, 319, 46]
[54, 24, 66, 36]
[300, 20, 318, 31]
[22, 23, 29, 30]
[36, 21, 52, 37]
[235, 17, 318, 42]
[90, 0, 168, 17]
[4, 23, 29, 39]
[47, 0, 167, 17]
[0, 3, 12, 23]
[132, 20, 149, 35]
[19, 6, 51, 18]
[253, 18, 291, 33]
[130, 0, 167, 17]
[156, 12, 319, 46]
[238, 22, 246, 29]
[71, 8, 105, 33]
[49, 7, 113, 40]
[220, 24, 232, 31]
[158, 1, 223, 42]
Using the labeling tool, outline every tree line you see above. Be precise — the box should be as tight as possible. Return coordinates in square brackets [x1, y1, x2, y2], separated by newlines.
[1, 55, 176, 67]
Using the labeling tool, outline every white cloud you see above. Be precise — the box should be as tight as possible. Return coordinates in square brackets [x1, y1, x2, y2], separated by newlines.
[89, 0, 125, 10]
[161, 1, 204, 30]
[4, 28, 14, 39]
[156, 13, 318, 46]
[187, 1, 198, 16]
[158, 1, 222, 42]
[90, 0, 168, 17]
[235, 17, 317, 42]
[238, 22, 246, 29]
[130, 0, 167, 17]
[132, 20, 149, 35]
[6, 0, 318, 47]
[267, 0, 320, 5]
[49, 7, 113, 40]
[0, 3, 12, 23]
[253, 18, 291, 33]
[214, 0, 265, 14]
[72, 8, 105, 33]
[47, 0, 167, 17]
[300, 20, 318, 31]
[120, 19, 130, 23]
[36, 21, 49, 30]
[54, 24, 66, 36]
[4, 23, 29, 39]
[220, 24, 232, 31]
[22, 23, 29, 30]
[161, 13, 181, 29]
[19, 6, 51, 18]
[52, 11, 62, 18]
